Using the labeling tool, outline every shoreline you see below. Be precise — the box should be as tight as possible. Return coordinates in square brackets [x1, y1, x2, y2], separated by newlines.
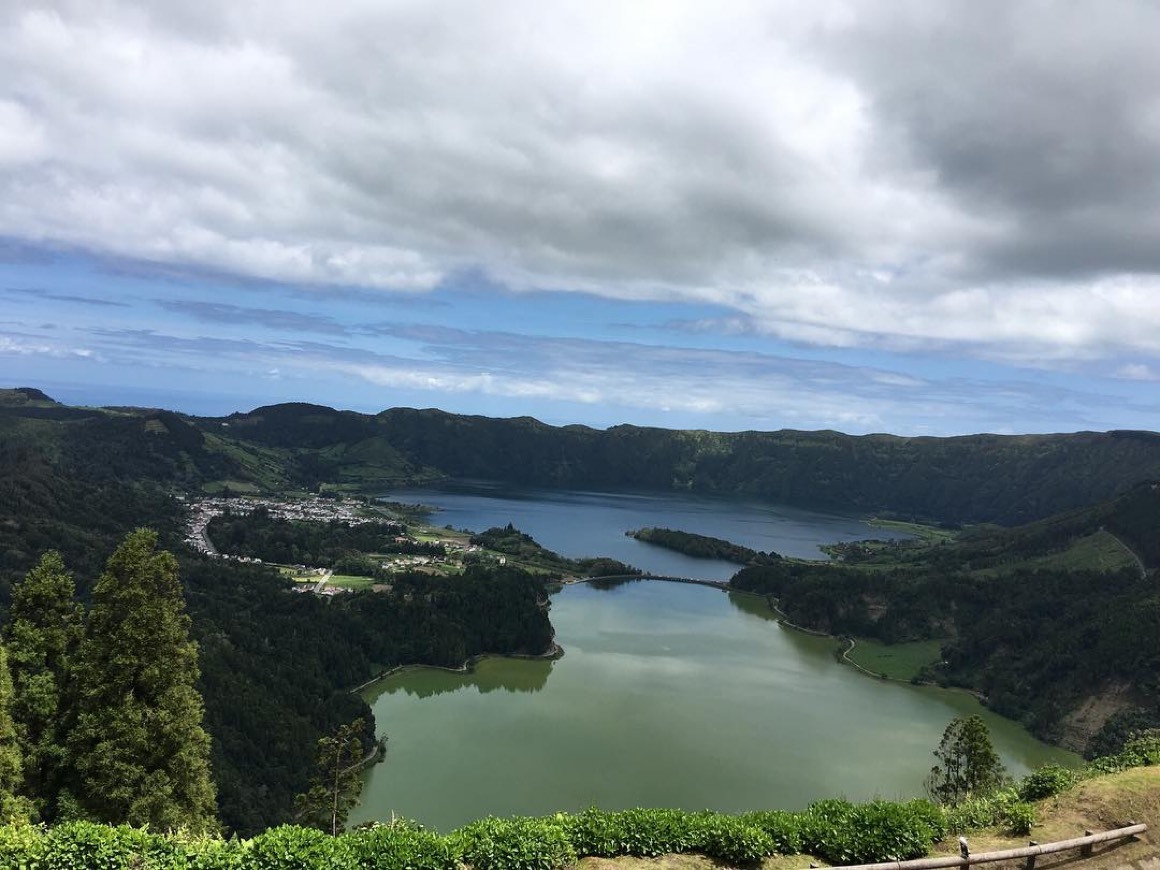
[349, 640, 565, 695]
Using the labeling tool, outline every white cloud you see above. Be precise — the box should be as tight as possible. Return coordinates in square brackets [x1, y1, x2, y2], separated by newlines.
[3, 1, 1160, 366]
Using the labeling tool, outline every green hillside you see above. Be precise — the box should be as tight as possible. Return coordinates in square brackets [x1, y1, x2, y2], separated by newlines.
[205, 403, 1160, 525]
[730, 483, 1160, 755]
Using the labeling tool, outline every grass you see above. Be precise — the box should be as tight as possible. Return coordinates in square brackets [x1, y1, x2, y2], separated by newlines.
[970, 530, 1137, 577]
[844, 638, 945, 680]
[865, 517, 958, 543]
[927, 767, 1160, 870]
[327, 574, 377, 590]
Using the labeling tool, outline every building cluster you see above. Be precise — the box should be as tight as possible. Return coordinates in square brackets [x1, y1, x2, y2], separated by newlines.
[180, 494, 507, 593]
[182, 494, 385, 560]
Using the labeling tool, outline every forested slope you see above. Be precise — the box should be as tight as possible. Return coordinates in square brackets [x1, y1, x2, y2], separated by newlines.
[0, 395, 556, 835]
[7, 389, 1160, 527]
[730, 483, 1160, 755]
[211, 403, 1160, 525]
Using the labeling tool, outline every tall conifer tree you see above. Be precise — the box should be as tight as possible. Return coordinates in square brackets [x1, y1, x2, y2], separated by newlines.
[3, 550, 82, 819]
[69, 529, 218, 832]
[0, 644, 30, 822]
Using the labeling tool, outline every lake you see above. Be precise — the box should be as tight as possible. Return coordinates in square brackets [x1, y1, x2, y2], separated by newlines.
[383, 481, 914, 579]
[353, 484, 1076, 832]
[353, 582, 1077, 832]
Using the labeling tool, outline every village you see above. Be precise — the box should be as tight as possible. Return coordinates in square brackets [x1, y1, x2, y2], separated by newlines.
[181, 494, 505, 594]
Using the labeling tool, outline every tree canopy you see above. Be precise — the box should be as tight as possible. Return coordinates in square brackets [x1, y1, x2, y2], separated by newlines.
[925, 715, 1008, 804]
[68, 529, 218, 832]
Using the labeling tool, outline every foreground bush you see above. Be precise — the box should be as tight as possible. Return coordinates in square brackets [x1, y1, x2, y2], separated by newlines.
[943, 788, 1036, 836]
[6, 746, 1158, 870]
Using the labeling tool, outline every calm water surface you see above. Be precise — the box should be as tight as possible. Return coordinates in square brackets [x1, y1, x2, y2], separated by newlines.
[385, 481, 913, 579]
[353, 582, 1077, 831]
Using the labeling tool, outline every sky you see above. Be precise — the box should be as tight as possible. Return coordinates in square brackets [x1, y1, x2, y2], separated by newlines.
[3, 1, 1160, 435]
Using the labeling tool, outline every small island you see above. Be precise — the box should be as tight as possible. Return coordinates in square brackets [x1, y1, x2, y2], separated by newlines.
[627, 527, 782, 565]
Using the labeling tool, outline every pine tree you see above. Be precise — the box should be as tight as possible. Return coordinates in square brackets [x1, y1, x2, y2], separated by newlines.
[925, 714, 1008, 804]
[295, 718, 369, 835]
[0, 644, 31, 822]
[69, 529, 218, 832]
[3, 550, 82, 820]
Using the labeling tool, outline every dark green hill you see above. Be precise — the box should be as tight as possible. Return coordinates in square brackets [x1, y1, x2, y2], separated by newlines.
[0, 399, 556, 835]
[206, 403, 1160, 525]
[9, 392, 1160, 526]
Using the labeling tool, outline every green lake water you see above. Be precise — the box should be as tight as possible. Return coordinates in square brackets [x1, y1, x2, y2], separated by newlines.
[352, 581, 1077, 832]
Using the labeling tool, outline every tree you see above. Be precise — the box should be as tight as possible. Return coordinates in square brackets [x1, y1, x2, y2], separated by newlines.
[68, 529, 218, 832]
[925, 714, 1008, 804]
[295, 718, 370, 835]
[0, 644, 31, 822]
[3, 550, 82, 820]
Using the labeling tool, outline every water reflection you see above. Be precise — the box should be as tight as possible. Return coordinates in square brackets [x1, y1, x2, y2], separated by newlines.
[373, 657, 554, 700]
[587, 576, 645, 591]
[726, 590, 780, 622]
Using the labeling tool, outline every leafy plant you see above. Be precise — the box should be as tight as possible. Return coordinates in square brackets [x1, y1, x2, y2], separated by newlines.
[1018, 764, 1080, 801]
[451, 815, 575, 870]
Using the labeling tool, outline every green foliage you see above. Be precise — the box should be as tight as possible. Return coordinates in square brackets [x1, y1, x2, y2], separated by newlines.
[627, 528, 780, 565]
[685, 811, 774, 864]
[0, 821, 44, 867]
[1018, 764, 1081, 801]
[450, 815, 575, 870]
[943, 788, 1036, 836]
[0, 788, 1078, 870]
[926, 716, 1009, 805]
[798, 798, 945, 864]
[3, 550, 83, 821]
[1003, 801, 1037, 836]
[738, 810, 803, 854]
[1086, 728, 1160, 774]
[206, 508, 403, 569]
[69, 529, 218, 833]
[247, 824, 349, 869]
[295, 719, 371, 836]
[40, 820, 186, 870]
[343, 822, 458, 870]
[0, 645, 31, 823]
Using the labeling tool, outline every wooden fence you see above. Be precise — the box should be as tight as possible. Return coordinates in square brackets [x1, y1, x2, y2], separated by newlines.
[818, 824, 1148, 870]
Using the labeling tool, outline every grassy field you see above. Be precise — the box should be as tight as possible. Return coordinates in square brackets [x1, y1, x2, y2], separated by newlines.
[327, 574, 377, 590]
[865, 517, 959, 543]
[970, 530, 1137, 577]
[844, 637, 945, 680]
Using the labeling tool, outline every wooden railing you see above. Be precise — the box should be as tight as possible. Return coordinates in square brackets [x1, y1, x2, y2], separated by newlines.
[818, 824, 1148, 870]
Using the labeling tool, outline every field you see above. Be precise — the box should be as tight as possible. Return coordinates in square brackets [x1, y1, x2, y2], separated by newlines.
[327, 574, 377, 591]
[844, 638, 945, 681]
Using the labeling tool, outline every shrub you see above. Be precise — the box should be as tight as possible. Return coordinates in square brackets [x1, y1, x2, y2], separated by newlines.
[944, 788, 1037, 837]
[607, 808, 698, 856]
[451, 816, 574, 870]
[343, 822, 458, 870]
[563, 808, 625, 857]
[1117, 730, 1160, 767]
[1087, 728, 1160, 775]
[1018, 765, 1080, 801]
[685, 812, 773, 865]
[797, 798, 857, 857]
[738, 810, 802, 854]
[39, 821, 188, 870]
[0, 823, 45, 868]
[1002, 801, 1036, 836]
[246, 824, 347, 870]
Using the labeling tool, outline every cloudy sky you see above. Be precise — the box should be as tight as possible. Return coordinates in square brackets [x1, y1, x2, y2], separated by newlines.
[3, 0, 1160, 434]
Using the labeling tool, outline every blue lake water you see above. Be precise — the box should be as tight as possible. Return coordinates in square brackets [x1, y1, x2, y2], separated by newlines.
[383, 481, 912, 579]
